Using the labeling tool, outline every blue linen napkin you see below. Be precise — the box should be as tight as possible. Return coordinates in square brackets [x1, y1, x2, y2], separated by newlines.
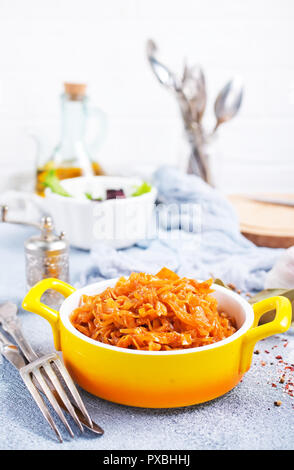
[81, 166, 282, 293]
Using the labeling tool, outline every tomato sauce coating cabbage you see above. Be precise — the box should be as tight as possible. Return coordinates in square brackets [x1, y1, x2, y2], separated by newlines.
[70, 268, 236, 351]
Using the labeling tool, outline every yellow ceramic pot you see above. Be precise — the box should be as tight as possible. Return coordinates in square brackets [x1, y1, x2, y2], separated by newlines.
[22, 277, 292, 408]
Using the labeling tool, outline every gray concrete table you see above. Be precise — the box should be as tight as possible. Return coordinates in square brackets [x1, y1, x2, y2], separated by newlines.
[0, 224, 293, 450]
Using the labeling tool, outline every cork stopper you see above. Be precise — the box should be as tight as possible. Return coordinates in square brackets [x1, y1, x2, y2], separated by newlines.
[64, 83, 87, 100]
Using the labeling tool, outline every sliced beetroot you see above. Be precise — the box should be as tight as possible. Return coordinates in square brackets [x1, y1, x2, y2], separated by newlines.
[106, 189, 126, 200]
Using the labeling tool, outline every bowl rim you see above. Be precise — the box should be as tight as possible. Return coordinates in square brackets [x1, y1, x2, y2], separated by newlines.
[59, 278, 254, 356]
[45, 175, 157, 205]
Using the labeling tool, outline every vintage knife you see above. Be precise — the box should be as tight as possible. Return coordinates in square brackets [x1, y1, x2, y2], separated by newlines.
[0, 330, 26, 369]
[0, 304, 104, 435]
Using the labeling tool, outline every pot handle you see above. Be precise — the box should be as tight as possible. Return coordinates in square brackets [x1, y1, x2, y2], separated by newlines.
[22, 278, 76, 351]
[239, 296, 292, 374]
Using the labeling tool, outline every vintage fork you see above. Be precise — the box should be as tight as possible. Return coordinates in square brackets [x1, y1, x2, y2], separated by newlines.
[0, 302, 104, 440]
[0, 329, 86, 442]
[20, 351, 90, 442]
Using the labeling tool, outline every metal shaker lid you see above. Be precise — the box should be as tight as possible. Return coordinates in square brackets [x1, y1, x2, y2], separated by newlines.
[24, 216, 68, 255]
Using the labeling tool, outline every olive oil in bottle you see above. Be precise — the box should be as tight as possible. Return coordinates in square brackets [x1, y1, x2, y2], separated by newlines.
[36, 83, 105, 196]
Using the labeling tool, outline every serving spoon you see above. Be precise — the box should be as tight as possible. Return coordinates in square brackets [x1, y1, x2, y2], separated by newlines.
[213, 76, 244, 133]
[146, 39, 191, 124]
[146, 39, 179, 91]
[181, 64, 207, 124]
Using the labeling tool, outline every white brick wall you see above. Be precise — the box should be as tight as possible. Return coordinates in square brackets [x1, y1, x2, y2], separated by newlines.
[0, 0, 294, 192]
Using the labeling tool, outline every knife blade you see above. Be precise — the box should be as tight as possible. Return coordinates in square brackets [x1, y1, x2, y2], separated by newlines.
[0, 317, 104, 435]
[246, 196, 294, 208]
[0, 330, 26, 369]
[0, 302, 39, 361]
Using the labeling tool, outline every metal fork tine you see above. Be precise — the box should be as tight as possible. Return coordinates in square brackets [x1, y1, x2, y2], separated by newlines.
[42, 362, 84, 433]
[20, 371, 63, 443]
[53, 356, 93, 429]
[33, 368, 75, 438]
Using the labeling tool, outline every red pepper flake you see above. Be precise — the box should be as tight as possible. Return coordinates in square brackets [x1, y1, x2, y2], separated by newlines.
[285, 383, 294, 390]
[260, 337, 294, 401]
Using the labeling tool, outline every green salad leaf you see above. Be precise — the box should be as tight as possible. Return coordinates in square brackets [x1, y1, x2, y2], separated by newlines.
[85, 192, 93, 200]
[131, 181, 152, 197]
[43, 170, 72, 197]
[85, 192, 103, 201]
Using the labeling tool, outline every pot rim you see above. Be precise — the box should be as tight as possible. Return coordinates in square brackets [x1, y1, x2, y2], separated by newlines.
[59, 278, 254, 356]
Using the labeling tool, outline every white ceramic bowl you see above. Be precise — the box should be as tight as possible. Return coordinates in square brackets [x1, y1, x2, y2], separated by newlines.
[43, 176, 157, 250]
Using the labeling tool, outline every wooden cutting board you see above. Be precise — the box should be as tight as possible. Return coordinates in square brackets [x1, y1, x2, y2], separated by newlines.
[228, 193, 294, 248]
